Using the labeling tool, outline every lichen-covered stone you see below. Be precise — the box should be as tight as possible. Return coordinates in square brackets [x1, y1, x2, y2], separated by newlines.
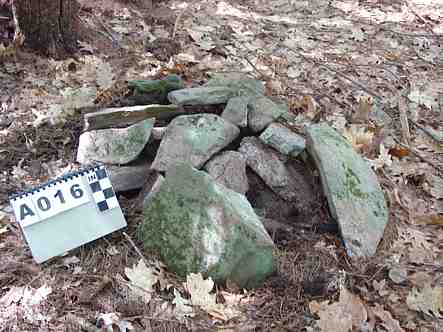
[138, 163, 276, 288]
[259, 123, 306, 157]
[204, 73, 265, 96]
[76, 119, 154, 165]
[221, 96, 249, 128]
[107, 162, 151, 192]
[127, 75, 185, 104]
[168, 87, 234, 105]
[151, 114, 240, 172]
[306, 124, 388, 258]
[247, 97, 286, 132]
[238, 137, 298, 201]
[204, 151, 249, 194]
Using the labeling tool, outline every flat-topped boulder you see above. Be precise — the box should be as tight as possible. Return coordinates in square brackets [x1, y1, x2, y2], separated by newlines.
[204, 73, 265, 96]
[76, 119, 154, 165]
[138, 163, 276, 288]
[151, 114, 240, 172]
[306, 124, 389, 258]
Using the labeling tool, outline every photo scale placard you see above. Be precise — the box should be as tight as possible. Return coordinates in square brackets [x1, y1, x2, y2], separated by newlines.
[9, 164, 127, 263]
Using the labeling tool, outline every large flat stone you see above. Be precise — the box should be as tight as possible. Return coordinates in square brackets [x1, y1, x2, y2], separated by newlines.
[259, 123, 306, 157]
[204, 73, 265, 96]
[76, 119, 154, 165]
[306, 124, 389, 258]
[168, 87, 234, 105]
[151, 114, 240, 172]
[204, 151, 249, 195]
[238, 137, 298, 201]
[138, 163, 276, 288]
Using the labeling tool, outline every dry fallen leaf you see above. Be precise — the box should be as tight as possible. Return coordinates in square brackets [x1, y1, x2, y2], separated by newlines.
[124, 260, 158, 303]
[310, 287, 367, 332]
[372, 304, 405, 332]
[351, 95, 373, 123]
[184, 273, 241, 321]
[406, 284, 443, 318]
[343, 125, 374, 153]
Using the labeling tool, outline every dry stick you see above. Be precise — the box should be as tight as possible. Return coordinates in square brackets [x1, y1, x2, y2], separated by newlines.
[122, 231, 149, 265]
[172, 5, 189, 39]
[394, 138, 442, 175]
[285, 45, 382, 102]
[398, 95, 411, 145]
[409, 119, 443, 144]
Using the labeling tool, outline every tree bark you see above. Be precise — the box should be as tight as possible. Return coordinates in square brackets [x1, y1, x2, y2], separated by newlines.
[14, 0, 79, 57]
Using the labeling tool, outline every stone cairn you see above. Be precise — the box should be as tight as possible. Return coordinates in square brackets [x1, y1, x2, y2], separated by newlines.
[76, 73, 388, 289]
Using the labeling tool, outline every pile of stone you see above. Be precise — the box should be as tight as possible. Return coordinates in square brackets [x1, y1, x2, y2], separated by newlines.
[76, 73, 388, 288]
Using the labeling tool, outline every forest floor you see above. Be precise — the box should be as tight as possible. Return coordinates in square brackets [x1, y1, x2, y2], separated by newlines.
[0, 0, 442, 331]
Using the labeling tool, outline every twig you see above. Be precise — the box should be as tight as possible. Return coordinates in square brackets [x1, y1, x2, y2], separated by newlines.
[172, 5, 189, 39]
[285, 45, 382, 102]
[381, 29, 443, 38]
[398, 95, 411, 145]
[394, 138, 442, 175]
[409, 120, 443, 143]
[122, 231, 148, 265]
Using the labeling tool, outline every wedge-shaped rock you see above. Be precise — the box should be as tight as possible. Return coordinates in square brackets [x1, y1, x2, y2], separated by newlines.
[204, 151, 249, 194]
[221, 96, 249, 128]
[247, 97, 286, 132]
[168, 87, 234, 105]
[107, 162, 151, 192]
[76, 119, 154, 165]
[239, 137, 298, 201]
[127, 74, 185, 105]
[151, 114, 239, 172]
[138, 163, 276, 288]
[259, 123, 306, 157]
[306, 124, 388, 258]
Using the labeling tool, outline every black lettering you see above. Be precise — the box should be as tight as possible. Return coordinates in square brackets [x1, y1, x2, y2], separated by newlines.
[20, 204, 35, 221]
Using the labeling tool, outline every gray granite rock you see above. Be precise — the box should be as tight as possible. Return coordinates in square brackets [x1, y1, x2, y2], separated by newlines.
[238, 137, 298, 201]
[76, 119, 154, 165]
[204, 151, 249, 194]
[204, 73, 265, 96]
[107, 162, 151, 192]
[259, 123, 306, 157]
[306, 123, 389, 258]
[247, 97, 286, 132]
[168, 87, 234, 105]
[138, 163, 276, 288]
[221, 96, 249, 128]
[151, 114, 240, 172]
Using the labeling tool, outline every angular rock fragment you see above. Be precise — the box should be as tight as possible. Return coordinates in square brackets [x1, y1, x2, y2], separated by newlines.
[204, 73, 265, 96]
[306, 124, 389, 258]
[259, 123, 306, 157]
[138, 163, 276, 288]
[151, 114, 239, 172]
[238, 137, 298, 201]
[247, 97, 286, 132]
[204, 151, 249, 194]
[76, 119, 154, 165]
[127, 75, 185, 105]
[107, 162, 151, 193]
[168, 87, 234, 105]
[221, 96, 249, 128]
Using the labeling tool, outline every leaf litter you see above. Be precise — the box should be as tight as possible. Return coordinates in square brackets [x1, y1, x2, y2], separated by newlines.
[1, 0, 443, 330]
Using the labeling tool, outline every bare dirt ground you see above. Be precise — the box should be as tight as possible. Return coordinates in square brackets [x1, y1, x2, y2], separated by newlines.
[0, 0, 442, 331]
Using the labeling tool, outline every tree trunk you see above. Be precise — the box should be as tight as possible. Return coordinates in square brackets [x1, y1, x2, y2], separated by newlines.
[14, 0, 79, 57]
